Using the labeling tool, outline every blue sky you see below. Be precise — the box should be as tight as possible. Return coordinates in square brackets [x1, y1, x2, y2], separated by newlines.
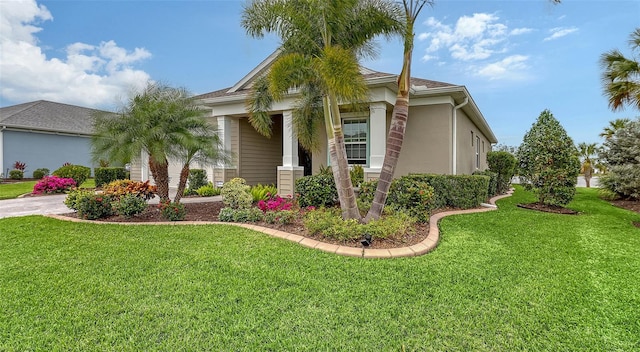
[1, 0, 638, 147]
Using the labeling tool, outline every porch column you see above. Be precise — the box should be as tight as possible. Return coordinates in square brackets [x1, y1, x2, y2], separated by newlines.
[214, 115, 238, 186]
[277, 110, 304, 196]
[365, 102, 387, 181]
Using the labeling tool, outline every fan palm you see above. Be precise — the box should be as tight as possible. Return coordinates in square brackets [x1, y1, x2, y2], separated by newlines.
[242, 0, 403, 220]
[92, 83, 227, 202]
[599, 118, 632, 139]
[577, 142, 598, 187]
[600, 28, 640, 112]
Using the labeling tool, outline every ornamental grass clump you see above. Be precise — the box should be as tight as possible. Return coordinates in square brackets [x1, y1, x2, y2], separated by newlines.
[32, 176, 76, 194]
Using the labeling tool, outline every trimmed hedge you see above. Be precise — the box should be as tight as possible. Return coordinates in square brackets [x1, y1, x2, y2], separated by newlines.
[407, 174, 489, 209]
[473, 170, 498, 197]
[94, 167, 127, 187]
[295, 173, 338, 208]
[487, 151, 517, 194]
[358, 176, 434, 223]
[53, 164, 91, 186]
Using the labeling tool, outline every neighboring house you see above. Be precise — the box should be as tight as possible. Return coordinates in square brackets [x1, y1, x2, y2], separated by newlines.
[131, 52, 498, 195]
[0, 100, 102, 178]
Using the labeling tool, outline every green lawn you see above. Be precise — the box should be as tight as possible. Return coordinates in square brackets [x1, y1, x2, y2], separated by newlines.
[1, 187, 638, 350]
[0, 179, 96, 200]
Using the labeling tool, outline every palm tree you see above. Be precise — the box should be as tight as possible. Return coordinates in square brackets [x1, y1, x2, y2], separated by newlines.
[577, 142, 597, 187]
[364, 0, 433, 222]
[599, 118, 632, 139]
[92, 82, 227, 202]
[600, 28, 640, 112]
[242, 0, 403, 220]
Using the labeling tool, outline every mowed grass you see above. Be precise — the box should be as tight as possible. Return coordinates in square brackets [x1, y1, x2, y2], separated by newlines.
[0, 187, 638, 350]
[0, 179, 96, 200]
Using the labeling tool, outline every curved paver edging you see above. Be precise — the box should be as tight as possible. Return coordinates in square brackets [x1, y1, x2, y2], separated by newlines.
[46, 189, 515, 259]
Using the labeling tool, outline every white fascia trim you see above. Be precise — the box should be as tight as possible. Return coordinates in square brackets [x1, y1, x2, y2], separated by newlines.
[2, 126, 92, 137]
[228, 50, 281, 93]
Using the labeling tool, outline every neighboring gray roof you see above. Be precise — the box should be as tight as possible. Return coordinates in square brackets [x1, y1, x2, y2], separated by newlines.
[194, 68, 456, 100]
[0, 100, 110, 135]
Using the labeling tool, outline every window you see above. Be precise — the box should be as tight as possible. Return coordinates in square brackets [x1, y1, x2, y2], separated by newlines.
[343, 119, 368, 165]
[471, 131, 474, 146]
[476, 136, 481, 169]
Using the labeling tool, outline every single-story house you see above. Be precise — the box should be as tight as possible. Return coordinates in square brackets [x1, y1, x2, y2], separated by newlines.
[131, 52, 498, 195]
[0, 100, 101, 178]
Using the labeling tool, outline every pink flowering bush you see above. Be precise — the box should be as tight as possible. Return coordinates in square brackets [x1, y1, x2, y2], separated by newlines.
[257, 195, 293, 212]
[32, 176, 76, 194]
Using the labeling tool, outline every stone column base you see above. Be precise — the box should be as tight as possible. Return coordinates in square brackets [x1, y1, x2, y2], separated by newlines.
[364, 168, 381, 182]
[277, 166, 304, 197]
[213, 168, 237, 187]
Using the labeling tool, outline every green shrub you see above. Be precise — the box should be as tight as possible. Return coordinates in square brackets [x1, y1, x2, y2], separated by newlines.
[113, 194, 148, 218]
[487, 151, 517, 194]
[76, 193, 115, 220]
[350, 165, 364, 187]
[158, 201, 186, 221]
[196, 183, 221, 197]
[406, 174, 489, 209]
[32, 168, 50, 179]
[358, 176, 434, 222]
[516, 109, 580, 206]
[303, 208, 416, 240]
[53, 164, 91, 186]
[250, 184, 278, 202]
[473, 170, 498, 197]
[94, 167, 127, 187]
[295, 173, 338, 208]
[221, 178, 253, 209]
[186, 169, 208, 195]
[218, 207, 263, 222]
[64, 189, 95, 211]
[9, 169, 23, 180]
[598, 118, 640, 200]
[263, 210, 297, 224]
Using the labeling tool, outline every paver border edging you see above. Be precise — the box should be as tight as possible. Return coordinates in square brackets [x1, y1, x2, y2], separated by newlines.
[46, 189, 514, 259]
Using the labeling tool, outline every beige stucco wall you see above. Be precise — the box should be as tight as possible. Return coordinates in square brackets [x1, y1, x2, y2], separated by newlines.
[394, 104, 453, 176]
[238, 115, 282, 185]
[456, 108, 489, 174]
[311, 124, 329, 174]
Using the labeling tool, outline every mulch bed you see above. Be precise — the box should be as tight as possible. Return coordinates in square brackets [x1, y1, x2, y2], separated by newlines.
[516, 203, 580, 215]
[62, 201, 429, 250]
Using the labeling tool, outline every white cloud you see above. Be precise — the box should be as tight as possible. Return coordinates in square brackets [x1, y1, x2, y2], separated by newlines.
[476, 55, 530, 80]
[544, 26, 578, 41]
[418, 13, 530, 62]
[0, 0, 151, 108]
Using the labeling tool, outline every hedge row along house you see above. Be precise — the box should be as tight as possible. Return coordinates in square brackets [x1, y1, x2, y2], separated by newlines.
[131, 52, 498, 196]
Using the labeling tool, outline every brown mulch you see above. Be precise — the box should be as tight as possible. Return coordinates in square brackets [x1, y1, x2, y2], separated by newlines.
[609, 199, 640, 228]
[62, 201, 429, 249]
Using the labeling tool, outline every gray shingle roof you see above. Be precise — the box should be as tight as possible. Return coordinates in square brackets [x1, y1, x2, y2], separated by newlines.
[194, 67, 456, 100]
[0, 100, 110, 135]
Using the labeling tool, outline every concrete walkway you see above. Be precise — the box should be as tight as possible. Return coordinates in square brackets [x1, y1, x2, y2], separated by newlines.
[43, 189, 515, 259]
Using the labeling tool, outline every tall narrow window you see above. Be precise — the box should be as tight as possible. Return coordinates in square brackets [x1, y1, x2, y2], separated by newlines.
[476, 136, 481, 169]
[343, 119, 368, 165]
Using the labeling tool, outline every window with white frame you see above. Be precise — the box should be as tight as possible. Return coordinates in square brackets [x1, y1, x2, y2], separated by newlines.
[343, 118, 368, 165]
[476, 136, 481, 169]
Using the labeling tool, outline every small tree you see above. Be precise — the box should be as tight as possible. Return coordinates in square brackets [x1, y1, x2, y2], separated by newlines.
[598, 118, 640, 199]
[516, 109, 580, 206]
[487, 151, 517, 194]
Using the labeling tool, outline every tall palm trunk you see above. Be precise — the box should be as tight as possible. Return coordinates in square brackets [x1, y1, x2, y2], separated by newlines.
[149, 157, 170, 202]
[364, 19, 415, 223]
[174, 164, 190, 203]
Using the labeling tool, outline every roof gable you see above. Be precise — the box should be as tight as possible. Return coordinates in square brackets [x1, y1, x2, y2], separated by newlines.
[0, 100, 110, 135]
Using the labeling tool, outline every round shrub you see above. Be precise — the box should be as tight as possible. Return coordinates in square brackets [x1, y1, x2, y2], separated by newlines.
[53, 164, 91, 187]
[487, 151, 517, 194]
[76, 193, 115, 220]
[32, 168, 50, 180]
[64, 189, 95, 211]
[158, 201, 186, 221]
[9, 169, 23, 180]
[32, 176, 76, 194]
[221, 178, 253, 209]
[295, 173, 338, 208]
[113, 194, 148, 218]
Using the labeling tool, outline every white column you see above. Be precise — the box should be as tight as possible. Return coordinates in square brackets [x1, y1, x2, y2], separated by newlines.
[281, 110, 299, 167]
[367, 102, 386, 172]
[216, 116, 234, 167]
[141, 150, 149, 181]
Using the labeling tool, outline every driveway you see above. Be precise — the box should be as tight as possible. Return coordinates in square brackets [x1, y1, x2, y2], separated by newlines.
[0, 190, 222, 219]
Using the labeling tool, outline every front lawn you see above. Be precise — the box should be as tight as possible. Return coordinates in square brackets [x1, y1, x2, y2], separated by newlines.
[1, 187, 638, 350]
[0, 178, 96, 200]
